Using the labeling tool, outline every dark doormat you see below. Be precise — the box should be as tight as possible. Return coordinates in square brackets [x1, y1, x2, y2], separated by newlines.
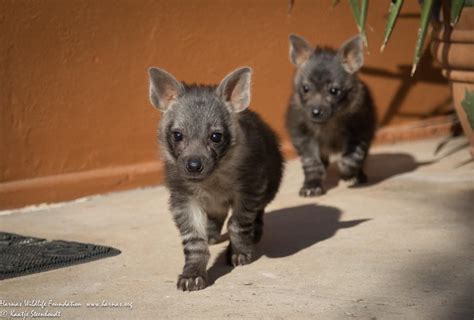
[0, 232, 121, 280]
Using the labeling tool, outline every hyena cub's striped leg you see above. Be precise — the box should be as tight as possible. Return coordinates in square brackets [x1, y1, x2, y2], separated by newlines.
[172, 201, 210, 291]
[226, 203, 264, 267]
[298, 142, 329, 197]
[338, 140, 369, 184]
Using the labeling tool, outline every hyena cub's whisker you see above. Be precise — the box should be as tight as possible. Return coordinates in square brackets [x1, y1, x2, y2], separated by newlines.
[148, 66, 284, 291]
[286, 34, 376, 196]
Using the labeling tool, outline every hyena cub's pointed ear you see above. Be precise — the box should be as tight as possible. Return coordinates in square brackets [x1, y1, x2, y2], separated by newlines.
[338, 36, 364, 74]
[148, 67, 184, 112]
[289, 34, 314, 66]
[216, 67, 252, 113]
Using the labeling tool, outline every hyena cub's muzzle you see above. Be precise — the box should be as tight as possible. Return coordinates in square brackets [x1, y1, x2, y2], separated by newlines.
[303, 94, 333, 123]
[185, 157, 203, 173]
[177, 142, 216, 181]
[309, 104, 332, 123]
[181, 155, 214, 181]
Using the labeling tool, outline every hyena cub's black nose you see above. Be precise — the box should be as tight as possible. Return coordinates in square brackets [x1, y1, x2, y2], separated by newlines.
[312, 108, 323, 118]
[186, 158, 203, 173]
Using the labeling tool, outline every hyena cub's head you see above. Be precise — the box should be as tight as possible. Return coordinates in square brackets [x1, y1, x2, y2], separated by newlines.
[289, 34, 364, 123]
[148, 67, 252, 182]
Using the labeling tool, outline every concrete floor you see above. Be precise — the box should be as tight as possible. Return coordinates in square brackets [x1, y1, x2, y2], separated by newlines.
[1, 137, 473, 320]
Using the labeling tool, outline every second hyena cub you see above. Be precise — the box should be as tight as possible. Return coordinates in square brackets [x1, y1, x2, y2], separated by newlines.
[286, 35, 376, 197]
[148, 67, 283, 291]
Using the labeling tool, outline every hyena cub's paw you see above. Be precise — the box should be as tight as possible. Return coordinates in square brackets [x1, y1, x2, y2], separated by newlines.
[299, 181, 325, 197]
[338, 159, 367, 184]
[226, 245, 253, 267]
[229, 253, 252, 267]
[339, 171, 356, 181]
[177, 274, 207, 292]
[339, 166, 368, 185]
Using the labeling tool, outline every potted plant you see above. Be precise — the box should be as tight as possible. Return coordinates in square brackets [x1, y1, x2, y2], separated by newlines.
[331, 0, 474, 155]
[430, 1, 474, 156]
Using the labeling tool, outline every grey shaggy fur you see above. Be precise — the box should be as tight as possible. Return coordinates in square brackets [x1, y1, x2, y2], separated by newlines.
[148, 67, 284, 291]
[286, 35, 376, 197]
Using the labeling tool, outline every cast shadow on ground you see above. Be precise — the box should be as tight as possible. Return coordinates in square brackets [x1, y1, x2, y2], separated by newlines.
[207, 204, 369, 285]
[359, 48, 449, 127]
[322, 152, 434, 193]
[356, 136, 470, 188]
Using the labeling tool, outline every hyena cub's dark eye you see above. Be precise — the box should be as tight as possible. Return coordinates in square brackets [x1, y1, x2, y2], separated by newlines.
[329, 87, 341, 96]
[210, 132, 223, 143]
[172, 131, 183, 142]
[302, 84, 311, 93]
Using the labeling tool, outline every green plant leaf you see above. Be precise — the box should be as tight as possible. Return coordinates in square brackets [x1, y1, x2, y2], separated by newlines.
[411, 0, 434, 76]
[347, 0, 368, 47]
[360, 0, 369, 47]
[451, 0, 465, 26]
[348, 0, 362, 30]
[461, 90, 474, 129]
[381, 0, 404, 52]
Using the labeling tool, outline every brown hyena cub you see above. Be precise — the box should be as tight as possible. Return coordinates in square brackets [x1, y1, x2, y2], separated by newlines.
[148, 67, 284, 291]
[286, 34, 376, 197]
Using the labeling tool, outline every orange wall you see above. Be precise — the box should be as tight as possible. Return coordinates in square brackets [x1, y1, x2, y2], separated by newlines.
[0, 0, 450, 209]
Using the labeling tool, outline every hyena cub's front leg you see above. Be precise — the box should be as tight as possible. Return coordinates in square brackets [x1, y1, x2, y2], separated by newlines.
[293, 138, 329, 197]
[227, 204, 264, 267]
[300, 151, 329, 197]
[287, 114, 328, 197]
[172, 201, 210, 291]
[338, 141, 369, 184]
